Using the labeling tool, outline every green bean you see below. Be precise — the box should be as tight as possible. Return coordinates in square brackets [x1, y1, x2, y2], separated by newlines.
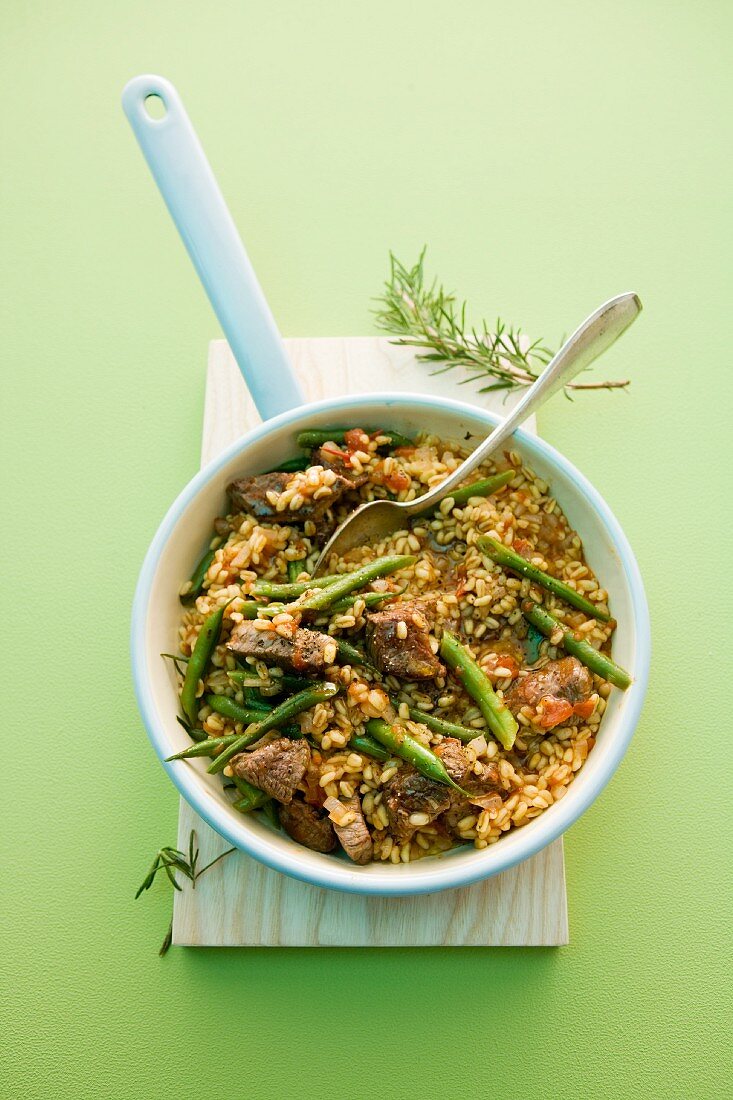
[180, 604, 229, 726]
[287, 560, 303, 582]
[176, 715, 208, 743]
[242, 688, 274, 711]
[439, 631, 518, 750]
[180, 538, 222, 605]
[407, 707, 480, 744]
[414, 470, 514, 517]
[227, 669, 313, 697]
[524, 623, 545, 664]
[296, 428, 414, 450]
[348, 734, 389, 762]
[208, 681, 340, 775]
[204, 694, 278, 725]
[330, 589, 401, 613]
[521, 601, 631, 690]
[261, 799, 280, 827]
[232, 775, 271, 813]
[447, 470, 514, 507]
[253, 573, 342, 600]
[365, 719, 466, 791]
[478, 535, 611, 622]
[269, 455, 309, 473]
[220, 675, 272, 710]
[165, 734, 239, 761]
[297, 556, 416, 613]
[239, 601, 261, 620]
[334, 638, 378, 672]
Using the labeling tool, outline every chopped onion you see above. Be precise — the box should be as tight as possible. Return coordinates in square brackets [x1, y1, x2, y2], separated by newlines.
[468, 792, 503, 812]
[324, 796, 348, 824]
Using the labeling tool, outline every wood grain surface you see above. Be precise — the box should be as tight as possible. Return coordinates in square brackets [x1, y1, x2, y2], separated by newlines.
[172, 337, 569, 947]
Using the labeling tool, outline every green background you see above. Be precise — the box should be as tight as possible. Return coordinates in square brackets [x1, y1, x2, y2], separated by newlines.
[2, 1, 731, 1097]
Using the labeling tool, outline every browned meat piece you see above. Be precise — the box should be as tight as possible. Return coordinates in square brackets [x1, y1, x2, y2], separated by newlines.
[227, 620, 333, 676]
[227, 471, 349, 524]
[333, 795, 373, 865]
[279, 798, 337, 852]
[434, 737, 471, 784]
[311, 444, 369, 487]
[383, 767, 451, 844]
[231, 738, 310, 804]
[365, 603, 443, 681]
[504, 656, 594, 730]
[436, 741, 502, 837]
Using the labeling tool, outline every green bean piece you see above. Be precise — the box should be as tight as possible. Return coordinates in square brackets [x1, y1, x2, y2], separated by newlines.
[413, 470, 514, 517]
[335, 638, 378, 672]
[232, 775, 271, 813]
[296, 428, 414, 450]
[287, 560, 303, 583]
[524, 623, 545, 665]
[180, 603, 229, 726]
[176, 715, 208, 742]
[239, 601, 261, 620]
[165, 734, 240, 761]
[330, 589, 401, 613]
[180, 538, 222, 605]
[439, 631, 518, 750]
[261, 799, 280, 827]
[228, 670, 313, 696]
[242, 688, 274, 711]
[365, 719, 466, 791]
[208, 682, 340, 775]
[297, 556, 416, 613]
[204, 694, 279, 725]
[477, 535, 611, 622]
[269, 455, 310, 473]
[348, 734, 390, 762]
[447, 470, 514, 508]
[252, 573, 342, 600]
[407, 707, 480, 744]
[521, 601, 631, 690]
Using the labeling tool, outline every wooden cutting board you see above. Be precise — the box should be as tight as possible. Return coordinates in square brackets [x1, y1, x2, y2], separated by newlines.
[171, 337, 569, 947]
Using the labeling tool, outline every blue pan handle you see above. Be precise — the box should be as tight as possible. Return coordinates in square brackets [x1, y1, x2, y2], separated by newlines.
[121, 74, 305, 421]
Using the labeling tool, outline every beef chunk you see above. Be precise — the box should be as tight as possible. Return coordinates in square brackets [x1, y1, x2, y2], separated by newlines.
[366, 603, 443, 681]
[333, 795, 373, 864]
[227, 621, 333, 676]
[433, 737, 470, 784]
[279, 798, 337, 852]
[227, 471, 349, 524]
[434, 740, 502, 838]
[311, 444, 369, 488]
[231, 738, 310, 804]
[504, 656, 594, 730]
[383, 767, 451, 844]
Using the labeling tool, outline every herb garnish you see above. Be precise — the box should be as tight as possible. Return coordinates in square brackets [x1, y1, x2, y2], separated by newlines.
[374, 249, 630, 395]
[135, 829, 234, 955]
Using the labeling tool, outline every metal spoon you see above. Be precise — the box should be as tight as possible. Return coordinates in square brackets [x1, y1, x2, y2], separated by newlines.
[314, 291, 642, 572]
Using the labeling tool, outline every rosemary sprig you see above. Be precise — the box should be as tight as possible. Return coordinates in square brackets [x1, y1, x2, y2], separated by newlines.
[135, 829, 235, 956]
[373, 249, 629, 394]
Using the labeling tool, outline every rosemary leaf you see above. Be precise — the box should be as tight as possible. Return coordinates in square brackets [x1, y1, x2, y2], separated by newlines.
[373, 248, 629, 394]
[135, 830, 235, 954]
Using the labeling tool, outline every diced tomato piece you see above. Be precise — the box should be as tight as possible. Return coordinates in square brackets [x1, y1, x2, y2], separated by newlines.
[573, 697, 597, 720]
[344, 428, 369, 452]
[537, 696, 574, 730]
[384, 468, 411, 493]
[393, 446, 417, 459]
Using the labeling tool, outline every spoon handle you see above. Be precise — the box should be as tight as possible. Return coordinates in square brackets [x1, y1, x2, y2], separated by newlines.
[405, 291, 642, 515]
[122, 74, 305, 421]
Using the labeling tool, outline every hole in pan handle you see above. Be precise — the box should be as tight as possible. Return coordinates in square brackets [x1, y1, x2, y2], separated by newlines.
[121, 74, 305, 422]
